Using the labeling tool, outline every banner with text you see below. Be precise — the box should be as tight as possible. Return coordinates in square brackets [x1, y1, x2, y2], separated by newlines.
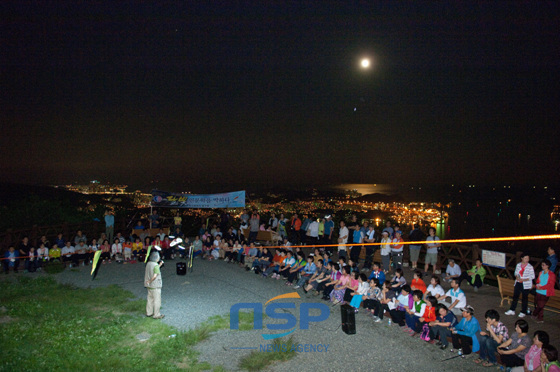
[151, 190, 246, 209]
[482, 249, 506, 269]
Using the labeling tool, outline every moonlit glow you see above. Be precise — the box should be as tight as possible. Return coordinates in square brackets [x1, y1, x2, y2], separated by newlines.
[361, 58, 370, 68]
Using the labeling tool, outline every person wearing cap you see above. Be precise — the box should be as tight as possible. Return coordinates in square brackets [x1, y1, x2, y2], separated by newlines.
[145, 250, 164, 319]
[380, 231, 391, 272]
[451, 305, 481, 356]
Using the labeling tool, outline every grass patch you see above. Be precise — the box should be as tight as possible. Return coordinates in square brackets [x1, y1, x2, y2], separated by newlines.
[238, 336, 297, 371]
[43, 261, 65, 274]
[0, 276, 255, 371]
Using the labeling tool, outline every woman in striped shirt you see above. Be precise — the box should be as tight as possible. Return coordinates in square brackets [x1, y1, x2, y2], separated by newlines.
[505, 253, 535, 318]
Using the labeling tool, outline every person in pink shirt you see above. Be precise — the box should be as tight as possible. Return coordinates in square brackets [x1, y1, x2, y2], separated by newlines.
[330, 266, 351, 305]
[522, 331, 549, 372]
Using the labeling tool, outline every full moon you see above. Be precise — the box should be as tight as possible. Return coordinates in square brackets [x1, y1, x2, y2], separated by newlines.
[361, 58, 370, 68]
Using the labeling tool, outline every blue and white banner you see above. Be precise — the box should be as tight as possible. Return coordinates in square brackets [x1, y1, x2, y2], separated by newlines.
[151, 190, 245, 209]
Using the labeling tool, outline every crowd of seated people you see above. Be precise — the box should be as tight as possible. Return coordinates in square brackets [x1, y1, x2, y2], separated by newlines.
[2, 210, 560, 371]
[212, 230, 557, 370]
[1, 224, 182, 271]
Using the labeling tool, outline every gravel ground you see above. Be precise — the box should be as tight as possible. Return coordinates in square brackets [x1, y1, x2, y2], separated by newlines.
[53, 259, 492, 371]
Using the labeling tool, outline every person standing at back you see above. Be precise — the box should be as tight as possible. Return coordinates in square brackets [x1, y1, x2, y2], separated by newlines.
[290, 213, 302, 245]
[533, 259, 556, 323]
[382, 221, 394, 237]
[505, 253, 535, 318]
[323, 215, 335, 250]
[424, 227, 440, 276]
[104, 210, 115, 244]
[363, 225, 377, 271]
[408, 224, 425, 271]
[545, 246, 557, 274]
[249, 210, 260, 244]
[337, 220, 349, 259]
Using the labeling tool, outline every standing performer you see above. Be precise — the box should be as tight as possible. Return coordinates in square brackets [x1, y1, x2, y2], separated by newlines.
[145, 250, 164, 319]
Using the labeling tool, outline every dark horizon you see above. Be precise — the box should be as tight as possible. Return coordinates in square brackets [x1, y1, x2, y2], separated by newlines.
[2, 2, 560, 188]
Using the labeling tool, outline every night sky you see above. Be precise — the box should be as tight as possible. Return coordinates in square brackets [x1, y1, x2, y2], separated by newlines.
[2, 1, 560, 191]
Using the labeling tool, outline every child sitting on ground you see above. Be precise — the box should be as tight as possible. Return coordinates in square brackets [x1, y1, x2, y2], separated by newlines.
[123, 240, 133, 262]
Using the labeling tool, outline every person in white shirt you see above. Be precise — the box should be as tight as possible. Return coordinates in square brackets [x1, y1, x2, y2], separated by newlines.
[379, 231, 391, 272]
[349, 273, 370, 311]
[37, 243, 49, 266]
[337, 221, 349, 259]
[278, 251, 296, 279]
[75, 241, 88, 266]
[425, 275, 446, 300]
[61, 241, 76, 267]
[89, 239, 100, 264]
[111, 238, 123, 260]
[281, 238, 292, 252]
[443, 259, 462, 283]
[307, 218, 320, 242]
[439, 279, 467, 316]
[89, 239, 100, 252]
[157, 229, 166, 241]
[268, 213, 278, 231]
[505, 253, 535, 317]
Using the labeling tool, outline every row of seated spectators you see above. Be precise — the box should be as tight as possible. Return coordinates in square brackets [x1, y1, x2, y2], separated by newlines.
[2, 230, 187, 272]
[1, 222, 276, 272]
[206, 244, 558, 371]
[3, 227, 560, 370]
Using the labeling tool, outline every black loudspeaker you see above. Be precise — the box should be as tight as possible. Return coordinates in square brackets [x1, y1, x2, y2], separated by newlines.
[341, 304, 356, 335]
[176, 262, 186, 275]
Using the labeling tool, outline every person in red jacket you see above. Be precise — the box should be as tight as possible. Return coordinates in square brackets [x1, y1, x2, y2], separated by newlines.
[533, 259, 556, 323]
[411, 270, 427, 294]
